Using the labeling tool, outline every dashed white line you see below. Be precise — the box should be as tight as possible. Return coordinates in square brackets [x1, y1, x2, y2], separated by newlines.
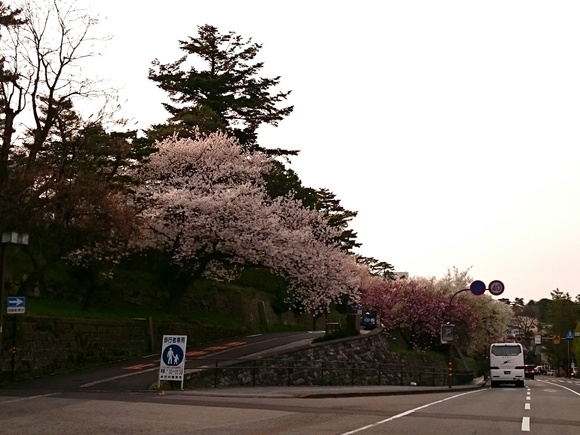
[521, 416, 530, 431]
[523, 386, 531, 431]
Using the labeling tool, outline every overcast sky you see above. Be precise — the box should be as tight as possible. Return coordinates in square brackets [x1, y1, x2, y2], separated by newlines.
[77, 0, 580, 303]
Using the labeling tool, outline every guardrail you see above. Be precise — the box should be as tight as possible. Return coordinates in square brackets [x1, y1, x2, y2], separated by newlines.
[186, 357, 474, 389]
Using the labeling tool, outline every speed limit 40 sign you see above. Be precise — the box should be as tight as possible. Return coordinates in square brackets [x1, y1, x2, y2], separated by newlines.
[488, 280, 505, 296]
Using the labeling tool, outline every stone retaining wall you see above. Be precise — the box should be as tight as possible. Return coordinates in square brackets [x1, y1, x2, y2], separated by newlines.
[185, 330, 472, 389]
[0, 316, 247, 381]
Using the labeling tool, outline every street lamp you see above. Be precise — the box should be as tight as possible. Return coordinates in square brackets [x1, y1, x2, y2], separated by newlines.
[0, 231, 29, 361]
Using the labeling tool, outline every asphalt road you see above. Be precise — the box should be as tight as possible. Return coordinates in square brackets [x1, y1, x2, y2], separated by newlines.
[2, 377, 580, 434]
[3, 332, 580, 434]
[0, 330, 324, 393]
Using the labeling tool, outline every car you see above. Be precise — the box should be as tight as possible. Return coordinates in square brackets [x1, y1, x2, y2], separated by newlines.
[360, 311, 379, 330]
[524, 364, 536, 379]
[535, 366, 547, 375]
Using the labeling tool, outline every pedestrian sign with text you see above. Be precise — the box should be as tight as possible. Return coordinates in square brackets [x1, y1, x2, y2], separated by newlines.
[158, 335, 187, 383]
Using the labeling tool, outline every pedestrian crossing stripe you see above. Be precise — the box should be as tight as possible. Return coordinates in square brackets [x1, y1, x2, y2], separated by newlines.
[185, 350, 207, 357]
[123, 363, 155, 370]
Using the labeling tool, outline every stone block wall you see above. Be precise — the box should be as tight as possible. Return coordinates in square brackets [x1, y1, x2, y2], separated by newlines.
[185, 330, 472, 389]
[0, 316, 247, 381]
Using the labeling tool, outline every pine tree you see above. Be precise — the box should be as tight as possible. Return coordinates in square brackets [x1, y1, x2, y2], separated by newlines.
[148, 24, 294, 153]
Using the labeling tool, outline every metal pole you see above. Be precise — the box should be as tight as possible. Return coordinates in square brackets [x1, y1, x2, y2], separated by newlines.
[567, 339, 570, 378]
[444, 289, 469, 389]
[0, 243, 6, 361]
[10, 314, 16, 382]
[448, 343, 453, 388]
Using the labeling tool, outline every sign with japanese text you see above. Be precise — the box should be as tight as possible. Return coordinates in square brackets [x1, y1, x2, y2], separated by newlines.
[158, 335, 187, 384]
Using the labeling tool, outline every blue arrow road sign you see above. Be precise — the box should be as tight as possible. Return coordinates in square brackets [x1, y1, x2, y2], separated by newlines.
[566, 330, 574, 340]
[7, 296, 25, 314]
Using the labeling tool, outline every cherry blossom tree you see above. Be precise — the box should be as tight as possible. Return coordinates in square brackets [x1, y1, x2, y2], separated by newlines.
[131, 131, 360, 312]
[362, 278, 477, 350]
[411, 266, 514, 354]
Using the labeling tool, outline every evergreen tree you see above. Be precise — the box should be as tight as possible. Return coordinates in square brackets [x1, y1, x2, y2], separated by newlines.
[313, 188, 361, 253]
[543, 289, 580, 374]
[148, 24, 294, 153]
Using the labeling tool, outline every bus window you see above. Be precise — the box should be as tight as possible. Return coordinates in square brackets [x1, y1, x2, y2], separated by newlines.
[491, 345, 522, 357]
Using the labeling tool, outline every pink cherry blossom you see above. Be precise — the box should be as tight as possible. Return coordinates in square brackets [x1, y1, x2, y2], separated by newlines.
[362, 278, 477, 350]
[130, 132, 361, 312]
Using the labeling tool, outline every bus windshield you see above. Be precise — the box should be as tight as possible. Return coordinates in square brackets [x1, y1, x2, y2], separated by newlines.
[491, 344, 522, 357]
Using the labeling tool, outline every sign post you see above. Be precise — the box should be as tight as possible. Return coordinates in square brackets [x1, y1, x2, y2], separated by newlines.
[445, 279, 505, 388]
[7, 296, 25, 383]
[566, 330, 574, 378]
[158, 335, 187, 389]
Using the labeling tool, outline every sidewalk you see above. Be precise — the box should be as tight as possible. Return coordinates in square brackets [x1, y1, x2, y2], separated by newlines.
[167, 376, 489, 399]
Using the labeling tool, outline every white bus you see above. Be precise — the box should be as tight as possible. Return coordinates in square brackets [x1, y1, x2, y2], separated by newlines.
[489, 342, 525, 388]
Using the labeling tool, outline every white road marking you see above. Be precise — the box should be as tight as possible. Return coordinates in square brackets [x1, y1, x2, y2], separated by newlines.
[80, 366, 159, 387]
[0, 392, 59, 404]
[338, 389, 484, 435]
[526, 396, 530, 400]
[537, 380, 580, 397]
[522, 416, 530, 431]
[525, 403, 530, 410]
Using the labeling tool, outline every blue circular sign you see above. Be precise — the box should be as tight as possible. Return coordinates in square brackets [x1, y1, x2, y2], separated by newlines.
[162, 345, 184, 366]
[469, 280, 486, 296]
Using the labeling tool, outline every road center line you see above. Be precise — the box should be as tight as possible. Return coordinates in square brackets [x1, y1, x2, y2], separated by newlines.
[338, 389, 485, 435]
[521, 416, 530, 431]
[525, 403, 530, 410]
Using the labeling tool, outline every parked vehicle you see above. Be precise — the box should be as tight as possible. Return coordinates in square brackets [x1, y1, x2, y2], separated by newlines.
[535, 366, 547, 375]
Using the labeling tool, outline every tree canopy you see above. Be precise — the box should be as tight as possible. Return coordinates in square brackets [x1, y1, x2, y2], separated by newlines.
[130, 131, 361, 312]
[148, 24, 294, 153]
[0, 9, 394, 321]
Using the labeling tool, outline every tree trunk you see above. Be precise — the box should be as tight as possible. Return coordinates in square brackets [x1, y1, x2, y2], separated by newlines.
[0, 109, 16, 185]
[81, 270, 97, 311]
